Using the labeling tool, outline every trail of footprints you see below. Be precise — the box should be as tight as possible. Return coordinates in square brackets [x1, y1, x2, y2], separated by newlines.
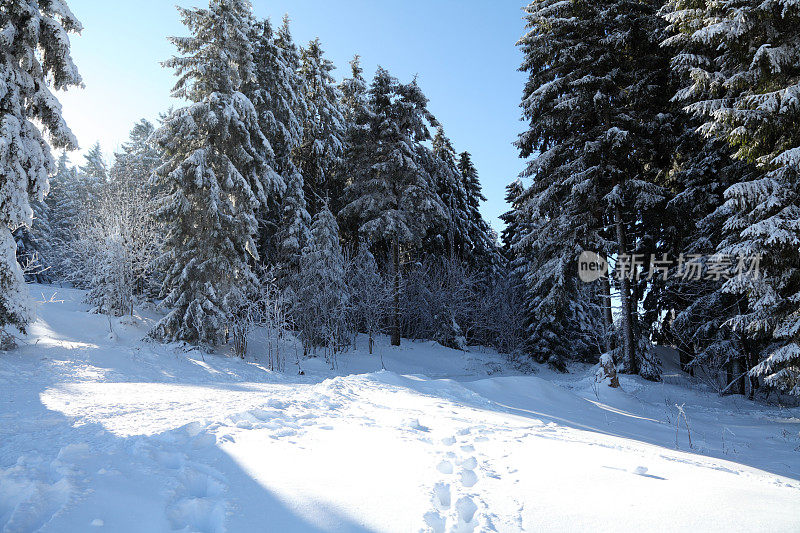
[130, 425, 228, 533]
[423, 429, 488, 533]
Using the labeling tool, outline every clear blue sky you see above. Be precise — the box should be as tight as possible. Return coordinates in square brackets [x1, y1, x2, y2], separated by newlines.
[58, 0, 528, 230]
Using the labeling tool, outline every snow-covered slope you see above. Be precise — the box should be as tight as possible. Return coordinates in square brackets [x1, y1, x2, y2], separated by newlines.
[1, 285, 799, 532]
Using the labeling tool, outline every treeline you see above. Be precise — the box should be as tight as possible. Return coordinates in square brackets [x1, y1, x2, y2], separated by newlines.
[508, 0, 800, 397]
[9, 0, 524, 365]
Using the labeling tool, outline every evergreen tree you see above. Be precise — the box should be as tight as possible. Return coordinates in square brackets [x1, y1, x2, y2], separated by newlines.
[111, 119, 161, 196]
[249, 18, 305, 176]
[340, 68, 446, 346]
[664, 0, 800, 395]
[45, 151, 81, 281]
[247, 17, 305, 260]
[0, 0, 82, 334]
[151, 0, 275, 346]
[339, 55, 368, 127]
[298, 204, 349, 356]
[296, 37, 346, 215]
[500, 179, 525, 253]
[336, 55, 369, 243]
[79, 142, 108, 205]
[644, 122, 758, 393]
[276, 169, 311, 303]
[515, 0, 674, 375]
[346, 241, 388, 354]
[458, 151, 499, 268]
[427, 126, 470, 260]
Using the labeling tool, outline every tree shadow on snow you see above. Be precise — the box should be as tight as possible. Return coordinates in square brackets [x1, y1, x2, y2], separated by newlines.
[0, 366, 371, 532]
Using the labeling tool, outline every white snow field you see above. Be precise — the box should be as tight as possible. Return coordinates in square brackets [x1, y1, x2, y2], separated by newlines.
[1, 286, 799, 532]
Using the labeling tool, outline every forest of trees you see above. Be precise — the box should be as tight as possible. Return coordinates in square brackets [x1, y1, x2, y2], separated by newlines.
[0, 0, 514, 367]
[1, 0, 798, 399]
[511, 0, 800, 397]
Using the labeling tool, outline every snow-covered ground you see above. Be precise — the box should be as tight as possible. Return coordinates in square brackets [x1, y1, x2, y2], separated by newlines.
[1, 285, 799, 532]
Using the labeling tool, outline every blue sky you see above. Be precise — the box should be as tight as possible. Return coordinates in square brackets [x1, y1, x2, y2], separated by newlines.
[59, 0, 528, 229]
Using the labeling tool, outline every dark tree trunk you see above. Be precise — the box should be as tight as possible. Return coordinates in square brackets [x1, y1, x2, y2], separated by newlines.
[731, 357, 745, 396]
[600, 256, 614, 354]
[679, 345, 694, 376]
[391, 239, 401, 346]
[614, 205, 637, 374]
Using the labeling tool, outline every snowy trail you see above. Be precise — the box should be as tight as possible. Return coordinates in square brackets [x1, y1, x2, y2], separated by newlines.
[1, 286, 800, 532]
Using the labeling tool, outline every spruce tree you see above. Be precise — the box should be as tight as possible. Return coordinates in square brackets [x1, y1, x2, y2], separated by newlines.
[0, 0, 82, 334]
[515, 0, 674, 375]
[428, 126, 470, 260]
[298, 204, 349, 355]
[247, 17, 305, 260]
[336, 55, 369, 243]
[276, 169, 311, 304]
[45, 152, 81, 281]
[339, 55, 368, 127]
[458, 151, 499, 269]
[111, 120, 161, 195]
[346, 241, 388, 354]
[151, 0, 275, 345]
[79, 142, 108, 205]
[664, 0, 800, 395]
[297, 38, 346, 216]
[340, 68, 446, 346]
[644, 121, 757, 393]
[500, 179, 525, 254]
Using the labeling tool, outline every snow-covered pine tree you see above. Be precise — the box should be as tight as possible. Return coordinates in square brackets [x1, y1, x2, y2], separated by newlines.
[458, 150, 499, 269]
[336, 55, 369, 244]
[297, 38, 346, 216]
[346, 241, 389, 354]
[664, 0, 800, 395]
[247, 17, 304, 260]
[339, 55, 368, 127]
[79, 142, 107, 205]
[427, 126, 471, 260]
[298, 204, 349, 358]
[0, 0, 82, 335]
[81, 119, 164, 316]
[150, 0, 275, 346]
[515, 0, 674, 376]
[500, 179, 525, 254]
[275, 169, 311, 305]
[45, 151, 81, 281]
[340, 68, 446, 346]
[111, 120, 161, 195]
[643, 117, 758, 394]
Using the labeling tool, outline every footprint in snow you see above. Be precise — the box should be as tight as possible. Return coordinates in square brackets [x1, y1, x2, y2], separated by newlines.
[455, 496, 478, 531]
[423, 433, 487, 532]
[437, 460, 454, 474]
[434, 482, 451, 509]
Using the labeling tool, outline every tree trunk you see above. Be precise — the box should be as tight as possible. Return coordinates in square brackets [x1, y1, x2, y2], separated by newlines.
[614, 205, 637, 375]
[679, 345, 694, 376]
[745, 342, 759, 400]
[725, 361, 734, 395]
[600, 255, 614, 354]
[391, 239, 401, 346]
[733, 356, 746, 395]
